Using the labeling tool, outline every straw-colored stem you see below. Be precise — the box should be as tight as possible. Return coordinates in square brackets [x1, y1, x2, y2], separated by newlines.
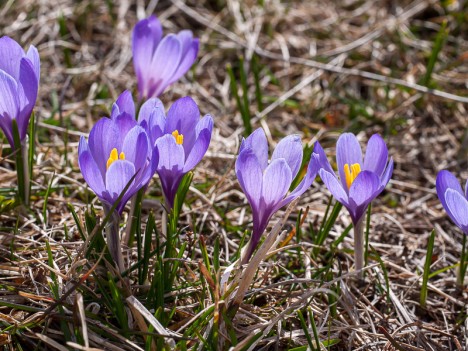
[354, 216, 365, 278]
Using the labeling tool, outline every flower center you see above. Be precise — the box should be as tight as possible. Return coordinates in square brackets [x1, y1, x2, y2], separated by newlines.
[172, 130, 184, 145]
[106, 148, 125, 170]
[344, 163, 361, 189]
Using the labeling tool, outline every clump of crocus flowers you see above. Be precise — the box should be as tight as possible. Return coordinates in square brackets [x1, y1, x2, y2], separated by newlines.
[235, 128, 320, 263]
[8, 12, 465, 293]
[314, 133, 393, 276]
[0, 36, 40, 205]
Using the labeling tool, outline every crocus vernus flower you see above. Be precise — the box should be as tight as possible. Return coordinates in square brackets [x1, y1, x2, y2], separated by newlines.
[141, 96, 213, 210]
[314, 133, 393, 275]
[0, 36, 40, 206]
[0, 36, 40, 148]
[78, 100, 155, 271]
[132, 16, 199, 100]
[78, 109, 153, 216]
[436, 170, 468, 235]
[236, 128, 320, 263]
[436, 170, 468, 286]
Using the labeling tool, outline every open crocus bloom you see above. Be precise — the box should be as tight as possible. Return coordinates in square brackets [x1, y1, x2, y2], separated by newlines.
[236, 128, 320, 262]
[78, 110, 153, 215]
[138, 96, 213, 209]
[315, 133, 393, 224]
[436, 170, 468, 235]
[132, 16, 199, 100]
[0, 36, 40, 148]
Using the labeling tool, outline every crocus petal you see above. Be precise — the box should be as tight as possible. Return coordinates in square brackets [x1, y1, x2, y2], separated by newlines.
[155, 134, 185, 171]
[132, 16, 163, 98]
[0, 70, 19, 121]
[169, 32, 198, 84]
[17, 58, 38, 139]
[105, 160, 136, 207]
[235, 148, 263, 209]
[0, 70, 19, 146]
[445, 189, 468, 234]
[147, 34, 182, 97]
[279, 151, 320, 210]
[0, 36, 24, 80]
[184, 128, 211, 172]
[139, 98, 166, 145]
[348, 171, 381, 223]
[113, 112, 137, 139]
[26, 45, 40, 80]
[88, 118, 120, 176]
[0, 118, 13, 147]
[319, 169, 349, 205]
[240, 128, 269, 171]
[271, 134, 303, 179]
[195, 114, 214, 136]
[165, 96, 200, 153]
[312, 140, 335, 175]
[154, 134, 186, 208]
[111, 90, 135, 119]
[261, 158, 292, 208]
[379, 157, 393, 190]
[348, 171, 381, 207]
[336, 133, 363, 190]
[465, 179, 468, 200]
[165, 96, 199, 136]
[436, 170, 464, 224]
[436, 170, 464, 198]
[78, 137, 105, 197]
[363, 134, 388, 177]
[121, 126, 150, 174]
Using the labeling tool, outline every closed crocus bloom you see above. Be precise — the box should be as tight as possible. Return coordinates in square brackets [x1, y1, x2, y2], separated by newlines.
[0, 36, 40, 148]
[78, 110, 153, 215]
[314, 133, 393, 275]
[236, 128, 320, 263]
[146, 96, 213, 209]
[132, 16, 199, 100]
[436, 170, 468, 235]
[315, 133, 393, 224]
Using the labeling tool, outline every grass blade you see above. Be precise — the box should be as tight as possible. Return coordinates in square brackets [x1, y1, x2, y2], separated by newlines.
[420, 229, 435, 308]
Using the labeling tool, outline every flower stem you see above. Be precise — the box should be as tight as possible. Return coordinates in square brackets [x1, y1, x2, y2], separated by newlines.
[123, 188, 144, 246]
[21, 139, 30, 206]
[12, 120, 30, 206]
[457, 234, 467, 288]
[104, 205, 124, 272]
[353, 215, 365, 278]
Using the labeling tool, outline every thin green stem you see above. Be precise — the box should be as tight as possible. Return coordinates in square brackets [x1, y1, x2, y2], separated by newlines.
[21, 140, 30, 205]
[103, 205, 124, 272]
[457, 234, 467, 288]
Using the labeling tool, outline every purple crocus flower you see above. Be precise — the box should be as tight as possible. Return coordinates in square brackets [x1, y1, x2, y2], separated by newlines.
[132, 16, 199, 100]
[315, 133, 393, 224]
[0, 36, 40, 148]
[436, 170, 468, 235]
[236, 128, 320, 262]
[78, 106, 153, 215]
[314, 133, 393, 275]
[139, 96, 213, 209]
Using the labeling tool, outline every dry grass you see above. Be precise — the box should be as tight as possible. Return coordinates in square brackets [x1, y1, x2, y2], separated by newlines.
[0, 0, 467, 350]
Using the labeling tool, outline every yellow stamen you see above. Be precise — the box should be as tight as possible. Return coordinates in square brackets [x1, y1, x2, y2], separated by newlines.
[106, 148, 125, 169]
[344, 163, 361, 189]
[172, 130, 184, 145]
